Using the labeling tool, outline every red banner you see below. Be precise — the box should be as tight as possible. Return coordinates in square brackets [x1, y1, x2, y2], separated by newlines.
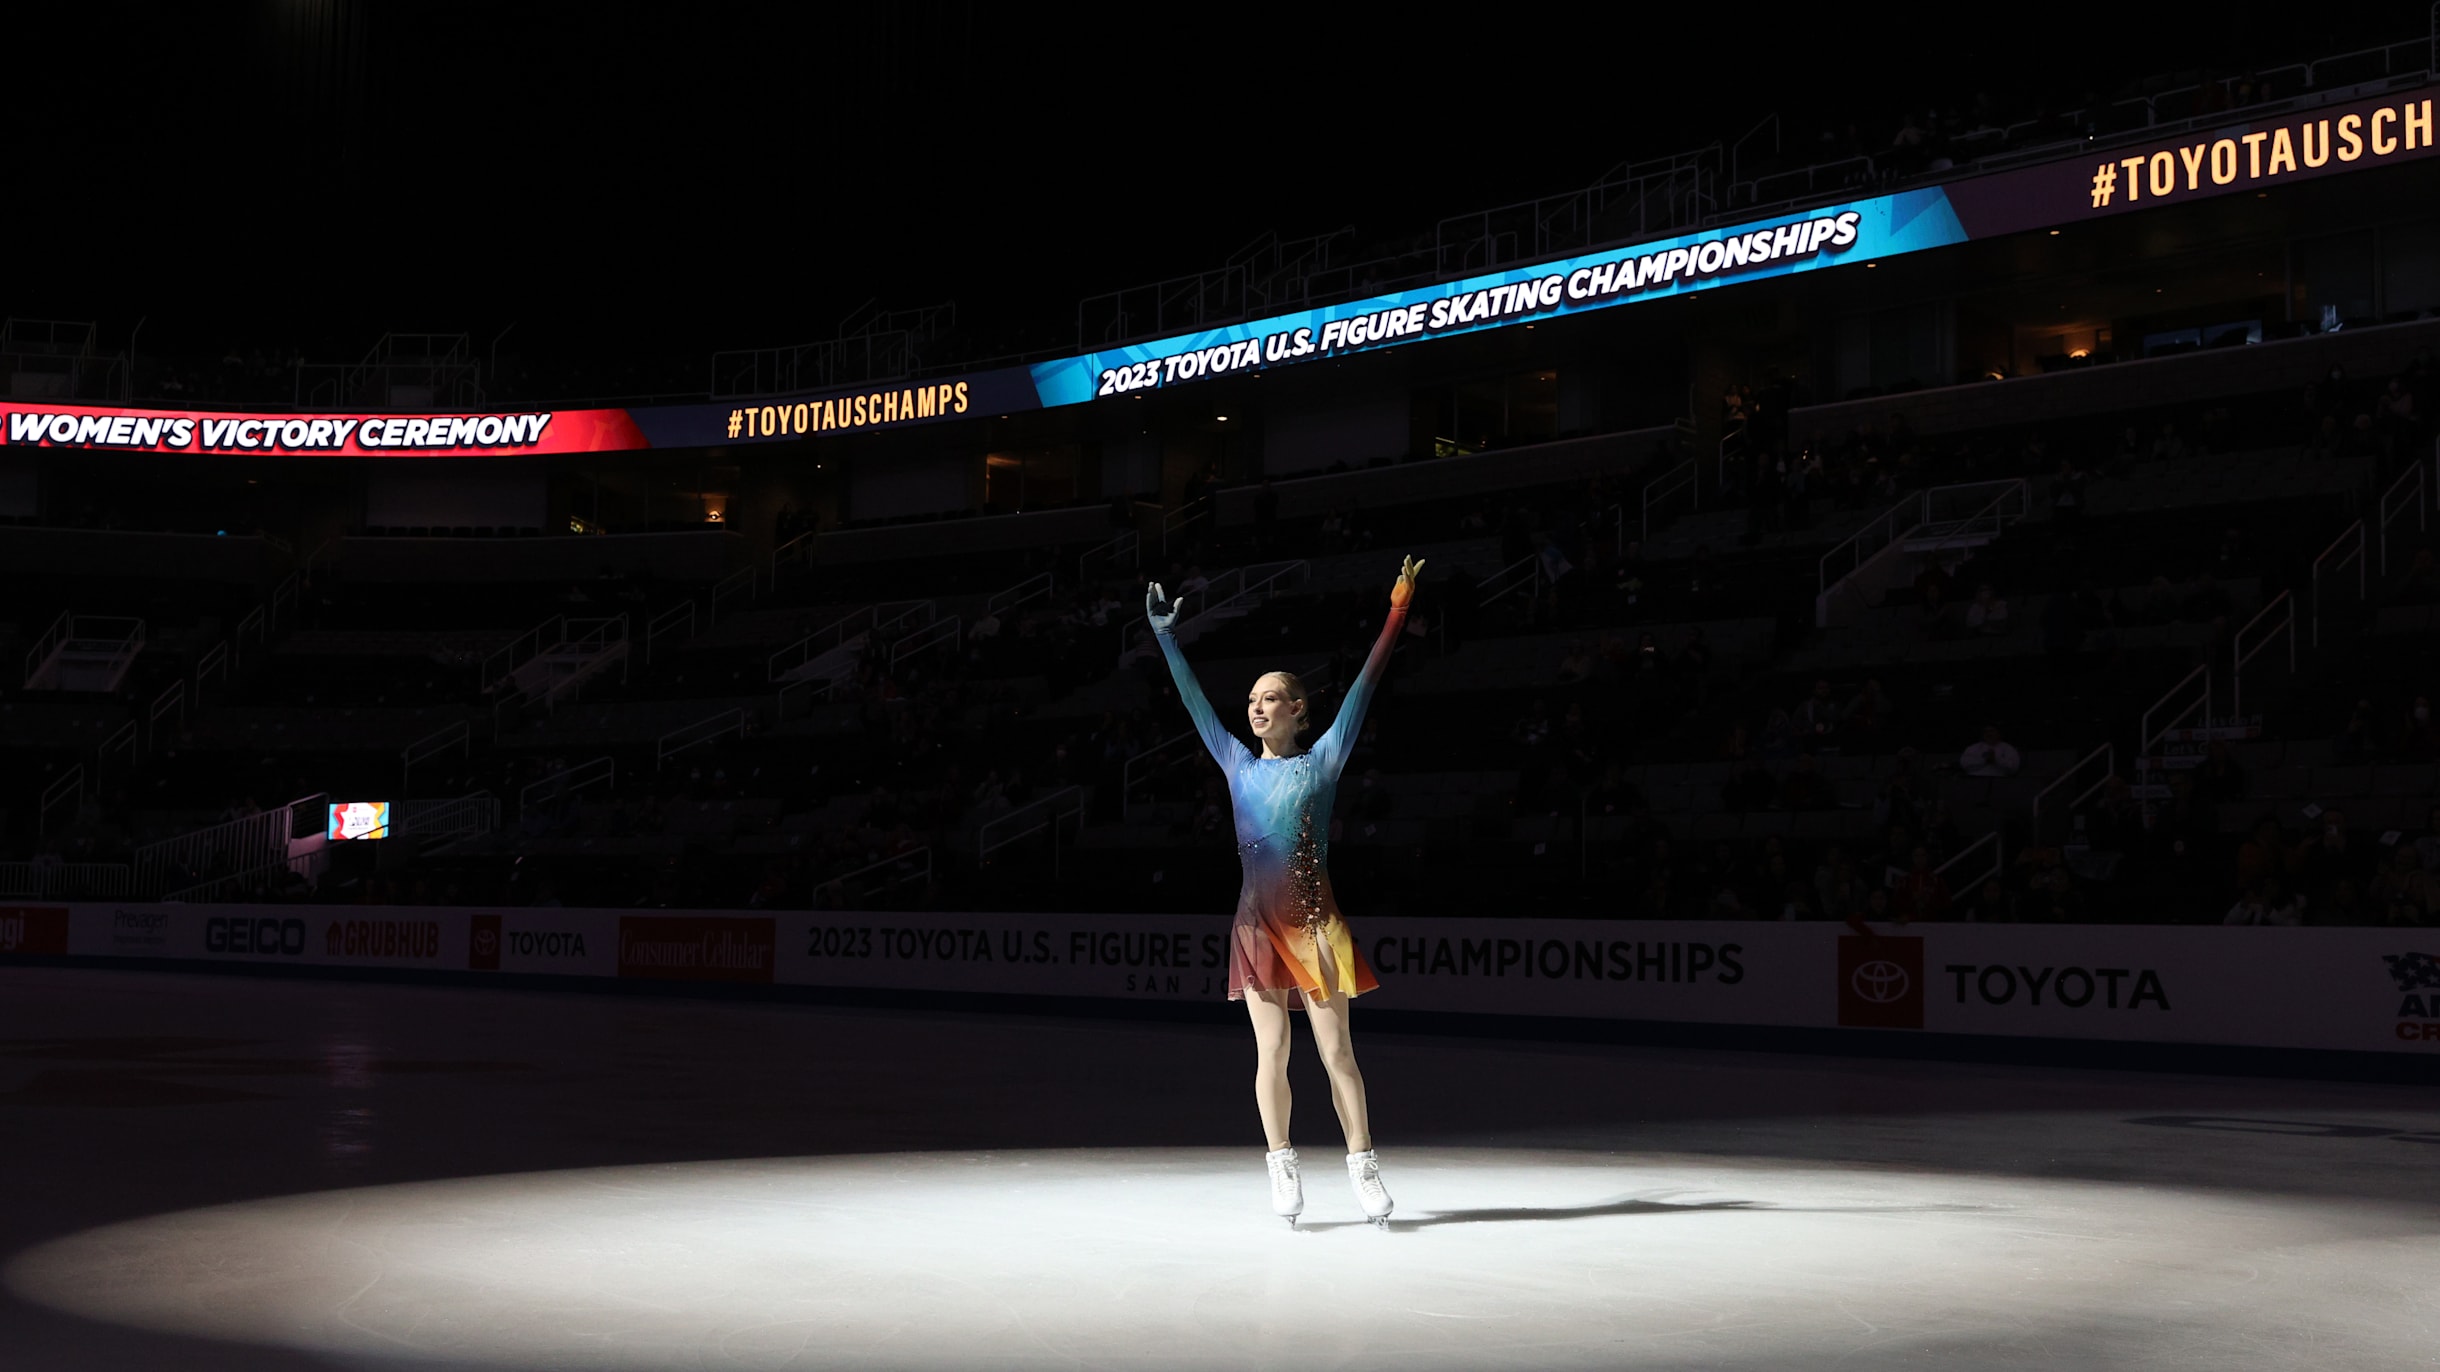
[0, 906, 72, 956]
[0, 403, 646, 457]
[616, 915, 774, 984]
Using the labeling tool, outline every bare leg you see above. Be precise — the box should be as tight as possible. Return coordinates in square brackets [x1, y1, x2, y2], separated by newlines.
[1244, 988, 1295, 1150]
[1301, 954, 1373, 1153]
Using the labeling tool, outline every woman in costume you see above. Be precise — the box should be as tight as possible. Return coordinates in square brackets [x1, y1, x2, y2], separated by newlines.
[1146, 554, 1421, 1229]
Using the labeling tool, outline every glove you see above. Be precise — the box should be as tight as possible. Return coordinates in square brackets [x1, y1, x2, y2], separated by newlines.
[1146, 582, 1184, 633]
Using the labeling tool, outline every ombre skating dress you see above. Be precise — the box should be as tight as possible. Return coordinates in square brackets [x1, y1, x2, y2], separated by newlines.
[1157, 603, 1405, 1005]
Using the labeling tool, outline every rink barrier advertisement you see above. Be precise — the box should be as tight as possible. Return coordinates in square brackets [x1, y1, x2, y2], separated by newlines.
[7, 86, 2433, 456]
[17, 903, 2440, 1056]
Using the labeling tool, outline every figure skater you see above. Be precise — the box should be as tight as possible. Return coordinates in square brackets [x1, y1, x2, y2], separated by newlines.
[1146, 554, 1422, 1229]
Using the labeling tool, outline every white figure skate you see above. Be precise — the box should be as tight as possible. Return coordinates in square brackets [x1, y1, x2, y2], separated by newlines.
[1347, 1150, 1394, 1228]
[1266, 1147, 1305, 1228]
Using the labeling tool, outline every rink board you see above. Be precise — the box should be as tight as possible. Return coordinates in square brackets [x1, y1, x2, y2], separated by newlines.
[7, 903, 2435, 1056]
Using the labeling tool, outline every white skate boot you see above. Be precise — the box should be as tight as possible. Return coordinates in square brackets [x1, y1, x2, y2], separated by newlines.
[1266, 1147, 1305, 1228]
[1347, 1150, 1394, 1228]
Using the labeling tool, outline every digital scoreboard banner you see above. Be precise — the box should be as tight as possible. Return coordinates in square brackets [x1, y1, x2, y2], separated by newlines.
[7, 87, 2432, 457]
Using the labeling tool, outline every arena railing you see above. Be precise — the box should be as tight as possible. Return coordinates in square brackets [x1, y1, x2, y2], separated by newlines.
[2311, 521, 2368, 649]
[813, 847, 933, 909]
[37, 766, 86, 836]
[1640, 456, 1699, 542]
[644, 601, 696, 666]
[402, 721, 470, 792]
[2030, 744, 2115, 850]
[976, 786, 1087, 878]
[655, 708, 748, 770]
[1162, 496, 1212, 556]
[1933, 830, 2004, 900]
[2139, 667, 2215, 779]
[1078, 530, 1139, 586]
[0, 861, 132, 900]
[888, 615, 963, 671]
[987, 572, 1054, 622]
[391, 794, 500, 851]
[134, 793, 324, 898]
[145, 680, 184, 752]
[2378, 462, 2429, 577]
[517, 756, 616, 828]
[2230, 592, 2298, 721]
[1814, 479, 2028, 629]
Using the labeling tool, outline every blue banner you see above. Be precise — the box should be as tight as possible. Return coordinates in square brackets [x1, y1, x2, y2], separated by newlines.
[1029, 190, 1969, 407]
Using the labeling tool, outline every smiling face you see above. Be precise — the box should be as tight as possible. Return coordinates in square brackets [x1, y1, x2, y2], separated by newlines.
[1246, 673, 1307, 748]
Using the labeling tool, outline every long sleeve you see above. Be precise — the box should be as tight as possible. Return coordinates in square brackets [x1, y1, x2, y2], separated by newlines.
[1157, 629, 1243, 774]
[1314, 605, 1406, 781]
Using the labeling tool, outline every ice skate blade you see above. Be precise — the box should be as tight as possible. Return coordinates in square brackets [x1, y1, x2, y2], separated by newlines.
[1368, 1214, 1391, 1230]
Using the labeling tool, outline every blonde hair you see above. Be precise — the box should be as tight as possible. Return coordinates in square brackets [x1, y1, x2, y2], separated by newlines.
[1254, 671, 1313, 735]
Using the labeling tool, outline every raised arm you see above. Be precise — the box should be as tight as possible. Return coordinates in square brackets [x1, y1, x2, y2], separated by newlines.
[1313, 556, 1423, 779]
[1149, 582, 1243, 773]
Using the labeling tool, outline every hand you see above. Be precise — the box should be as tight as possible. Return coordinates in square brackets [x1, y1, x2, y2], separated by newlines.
[1389, 554, 1426, 609]
[1145, 581, 1184, 633]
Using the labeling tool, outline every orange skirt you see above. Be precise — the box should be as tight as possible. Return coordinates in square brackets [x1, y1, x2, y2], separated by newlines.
[1225, 895, 1379, 1006]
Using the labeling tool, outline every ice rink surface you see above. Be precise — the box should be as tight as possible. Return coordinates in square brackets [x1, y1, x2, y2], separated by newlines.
[3, 967, 2436, 1370]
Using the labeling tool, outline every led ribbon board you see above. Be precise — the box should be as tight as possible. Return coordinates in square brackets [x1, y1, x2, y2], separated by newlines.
[1029, 191, 1967, 407]
[0, 405, 647, 456]
[10, 90, 2433, 456]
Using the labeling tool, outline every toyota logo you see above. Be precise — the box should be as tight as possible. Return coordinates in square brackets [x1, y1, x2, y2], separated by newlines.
[1852, 960, 1910, 1003]
[473, 929, 498, 957]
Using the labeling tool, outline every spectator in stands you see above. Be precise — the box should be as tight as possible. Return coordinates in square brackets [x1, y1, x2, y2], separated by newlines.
[1842, 678, 1895, 737]
[1638, 837, 1683, 919]
[2189, 740, 2248, 805]
[2292, 807, 2363, 904]
[1813, 845, 1863, 922]
[1875, 751, 1925, 834]
[2333, 700, 2379, 765]
[2304, 413, 2347, 462]
[1555, 639, 1593, 685]
[1673, 626, 1714, 710]
[2048, 456, 2088, 537]
[2317, 875, 2369, 926]
[1793, 678, 1841, 740]
[1913, 556, 1953, 630]
[2399, 544, 2440, 605]
[2236, 817, 2289, 890]
[2016, 847, 2085, 921]
[2224, 879, 2303, 926]
[1850, 885, 1897, 934]
[1612, 541, 1648, 608]
[1958, 724, 2021, 777]
[1630, 632, 1665, 696]
[1964, 583, 2010, 636]
[1758, 708, 1799, 760]
[2399, 696, 2437, 762]
[2371, 842, 2437, 925]
[1962, 876, 2014, 922]
[2416, 805, 2440, 875]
